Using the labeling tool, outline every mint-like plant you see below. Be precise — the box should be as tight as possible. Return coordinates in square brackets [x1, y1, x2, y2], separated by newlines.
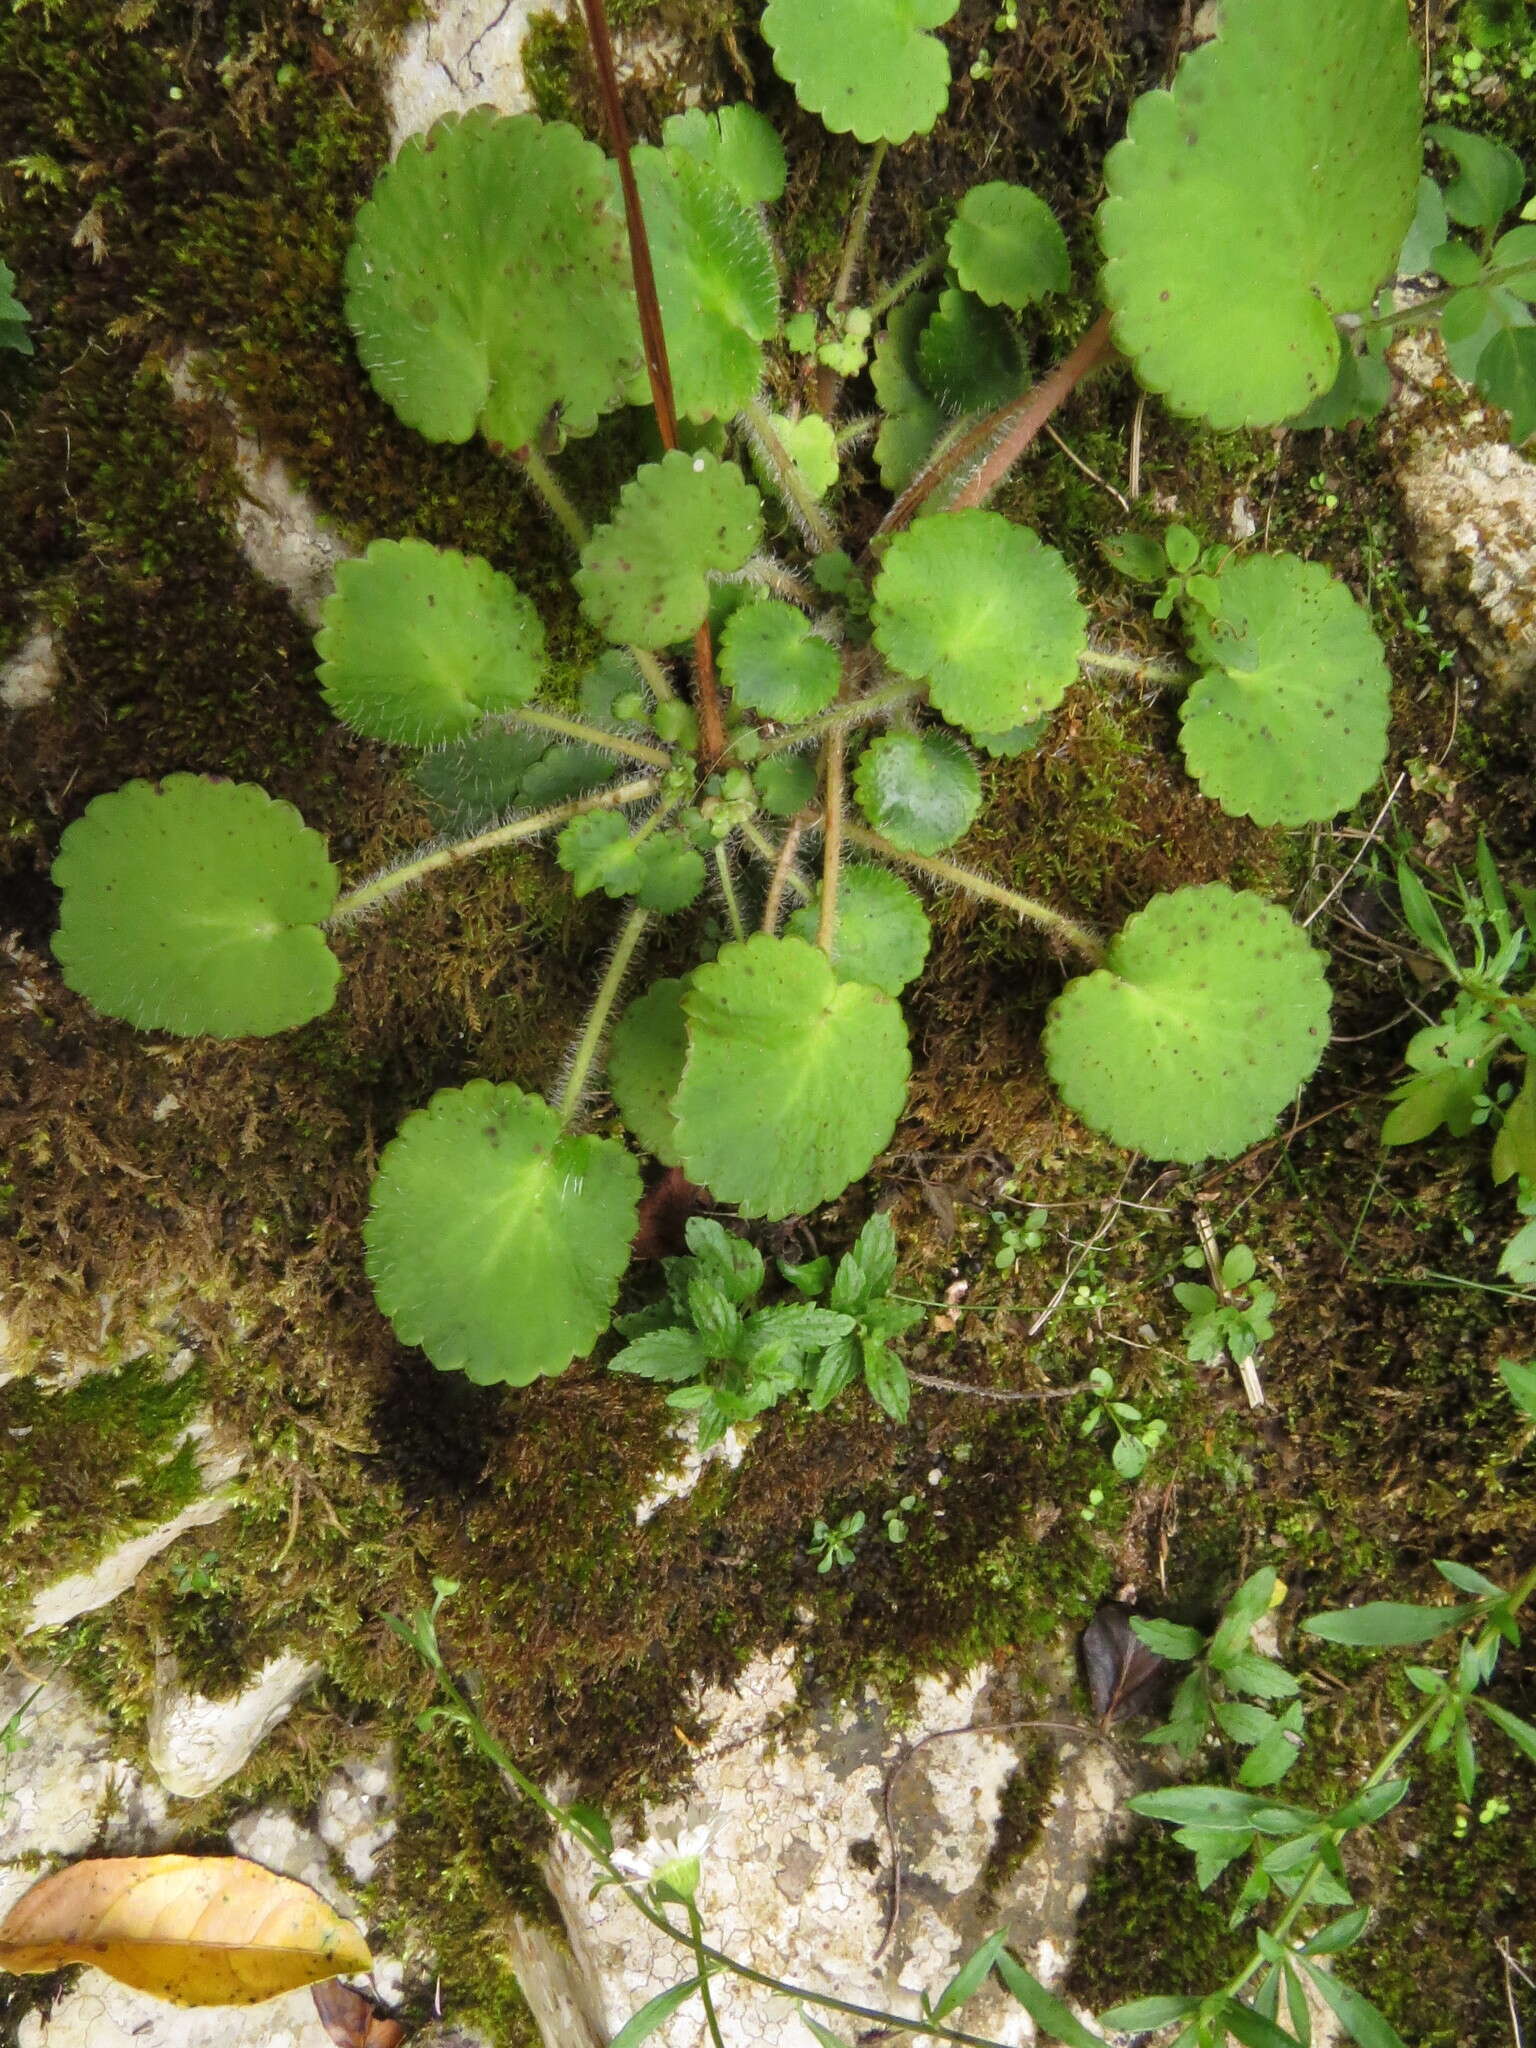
[53, 0, 1508, 1394]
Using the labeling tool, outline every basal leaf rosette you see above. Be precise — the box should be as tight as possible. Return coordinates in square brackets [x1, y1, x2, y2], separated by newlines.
[853, 731, 980, 854]
[761, 0, 959, 145]
[947, 182, 1069, 309]
[317, 539, 545, 746]
[1178, 554, 1391, 826]
[673, 934, 911, 1218]
[576, 451, 762, 648]
[1097, 0, 1419, 427]
[1043, 885, 1331, 1163]
[52, 776, 340, 1039]
[364, 1081, 641, 1384]
[608, 977, 687, 1167]
[872, 509, 1086, 737]
[344, 110, 641, 448]
[786, 864, 931, 995]
[633, 146, 778, 421]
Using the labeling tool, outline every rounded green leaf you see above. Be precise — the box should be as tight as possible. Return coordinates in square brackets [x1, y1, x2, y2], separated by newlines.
[1178, 554, 1391, 826]
[916, 288, 1025, 414]
[316, 539, 545, 746]
[755, 753, 818, 817]
[1097, 0, 1420, 427]
[719, 600, 840, 721]
[760, 0, 960, 145]
[947, 182, 1069, 309]
[608, 977, 687, 1166]
[576, 451, 762, 649]
[661, 104, 787, 206]
[364, 1081, 641, 1384]
[344, 110, 641, 448]
[633, 146, 779, 422]
[853, 730, 980, 854]
[51, 776, 340, 1038]
[786, 864, 931, 994]
[872, 291, 945, 492]
[872, 510, 1085, 737]
[413, 723, 550, 833]
[1043, 885, 1332, 1163]
[673, 934, 910, 1218]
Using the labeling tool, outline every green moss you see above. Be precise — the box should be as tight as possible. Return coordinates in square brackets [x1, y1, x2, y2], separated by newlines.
[1067, 1826, 1250, 2011]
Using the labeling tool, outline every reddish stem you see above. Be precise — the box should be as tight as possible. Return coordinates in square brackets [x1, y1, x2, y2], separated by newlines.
[878, 309, 1118, 537]
[578, 0, 728, 764]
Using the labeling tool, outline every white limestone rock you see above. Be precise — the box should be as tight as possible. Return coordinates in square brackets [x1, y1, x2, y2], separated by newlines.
[317, 1749, 398, 1884]
[147, 1652, 321, 1799]
[2, 621, 58, 709]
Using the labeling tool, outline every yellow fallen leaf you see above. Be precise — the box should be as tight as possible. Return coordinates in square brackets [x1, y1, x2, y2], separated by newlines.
[0, 1854, 372, 2007]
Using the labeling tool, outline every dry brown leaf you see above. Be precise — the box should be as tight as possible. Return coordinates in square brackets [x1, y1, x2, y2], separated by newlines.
[313, 1976, 408, 2046]
[0, 1854, 372, 2007]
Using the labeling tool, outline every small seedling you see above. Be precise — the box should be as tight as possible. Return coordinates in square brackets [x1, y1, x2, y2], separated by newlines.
[989, 1204, 1048, 1271]
[1174, 1232, 1277, 1408]
[809, 1511, 865, 1572]
[1079, 1365, 1168, 1480]
[882, 1494, 919, 1543]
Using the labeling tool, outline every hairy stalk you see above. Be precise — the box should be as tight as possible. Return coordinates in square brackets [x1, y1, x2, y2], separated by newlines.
[630, 646, 679, 704]
[867, 248, 944, 322]
[845, 823, 1105, 965]
[755, 677, 919, 760]
[516, 444, 589, 550]
[1080, 645, 1195, 685]
[558, 901, 651, 1125]
[879, 310, 1117, 536]
[741, 398, 838, 553]
[735, 554, 819, 606]
[740, 816, 814, 910]
[506, 703, 671, 768]
[713, 839, 746, 943]
[578, 0, 727, 765]
[327, 777, 658, 924]
[759, 815, 809, 931]
[832, 139, 889, 309]
[816, 730, 845, 954]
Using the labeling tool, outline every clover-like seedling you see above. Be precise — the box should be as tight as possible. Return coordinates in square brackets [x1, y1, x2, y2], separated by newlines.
[52, 777, 340, 1038]
[345, 110, 641, 447]
[672, 934, 911, 1219]
[317, 539, 546, 746]
[785, 865, 931, 996]
[760, 0, 960, 145]
[363, 1081, 641, 1385]
[872, 509, 1086, 738]
[946, 182, 1069, 310]
[576, 450, 762, 647]
[1098, 0, 1421, 426]
[1178, 554, 1391, 826]
[1044, 886, 1332, 1162]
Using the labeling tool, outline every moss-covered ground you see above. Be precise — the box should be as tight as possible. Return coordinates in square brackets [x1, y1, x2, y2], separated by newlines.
[0, 1, 1533, 2042]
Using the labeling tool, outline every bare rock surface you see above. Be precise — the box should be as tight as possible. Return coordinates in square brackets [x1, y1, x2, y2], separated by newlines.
[1388, 333, 1536, 693]
[148, 1652, 321, 1800]
[385, 0, 546, 148]
[1, 622, 58, 710]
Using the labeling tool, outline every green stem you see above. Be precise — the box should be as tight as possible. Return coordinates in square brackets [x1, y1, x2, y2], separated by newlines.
[740, 817, 814, 911]
[631, 646, 679, 704]
[558, 901, 651, 1126]
[516, 445, 589, 551]
[867, 249, 944, 322]
[1354, 257, 1536, 335]
[742, 398, 839, 553]
[846, 823, 1105, 966]
[508, 704, 671, 768]
[755, 678, 919, 760]
[831, 139, 889, 309]
[1080, 645, 1195, 685]
[687, 1902, 728, 2048]
[816, 729, 845, 955]
[714, 840, 746, 942]
[327, 777, 658, 924]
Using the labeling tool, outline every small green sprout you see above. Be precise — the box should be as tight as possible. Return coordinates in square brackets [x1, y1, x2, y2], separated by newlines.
[1079, 1365, 1168, 1480]
[882, 1494, 919, 1543]
[1174, 1242, 1277, 1376]
[989, 1204, 1047, 1271]
[809, 1511, 865, 1572]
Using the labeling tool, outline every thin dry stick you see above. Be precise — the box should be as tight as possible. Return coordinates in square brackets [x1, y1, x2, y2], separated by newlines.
[816, 729, 845, 953]
[761, 815, 808, 932]
[1043, 421, 1131, 512]
[1026, 1169, 1130, 1339]
[875, 1717, 1118, 1960]
[1127, 390, 1146, 500]
[907, 1371, 1093, 1403]
[1300, 774, 1405, 929]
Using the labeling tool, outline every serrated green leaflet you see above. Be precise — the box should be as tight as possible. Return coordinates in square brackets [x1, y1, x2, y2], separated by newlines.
[872, 510, 1085, 737]
[662, 104, 787, 206]
[632, 146, 779, 422]
[1178, 554, 1391, 826]
[608, 978, 687, 1167]
[786, 864, 931, 994]
[364, 1081, 640, 1383]
[853, 731, 980, 854]
[871, 291, 945, 491]
[719, 600, 839, 721]
[946, 182, 1069, 309]
[760, 0, 959, 144]
[576, 451, 762, 648]
[673, 935, 910, 1218]
[413, 723, 551, 833]
[1098, 0, 1419, 426]
[52, 776, 340, 1039]
[316, 539, 545, 745]
[916, 288, 1024, 414]
[1044, 885, 1332, 1162]
[344, 110, 641, 448]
